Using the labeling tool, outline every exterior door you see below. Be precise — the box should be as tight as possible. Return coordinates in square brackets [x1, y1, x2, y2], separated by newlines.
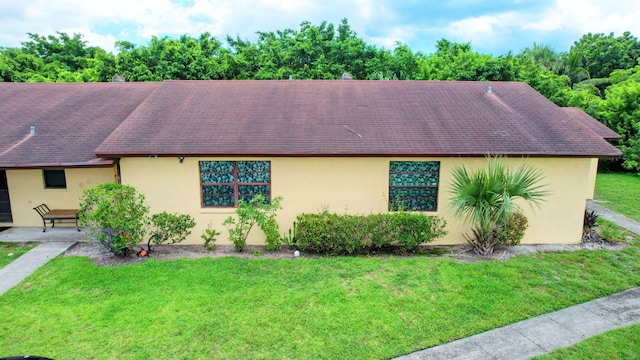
[0, 170, 12, 223]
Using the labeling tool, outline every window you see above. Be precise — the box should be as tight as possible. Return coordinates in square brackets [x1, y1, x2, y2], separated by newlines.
[43, 169, 66, 189]
[200, 161, 271, 207]
[389, 161, 439, 211]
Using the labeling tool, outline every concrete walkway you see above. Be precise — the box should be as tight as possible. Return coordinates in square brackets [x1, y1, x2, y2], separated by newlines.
[587, 200, 640, 235]
[0, 241, 76, 295]
[0, 227, 82, 296]
[395, 201, 640, 360]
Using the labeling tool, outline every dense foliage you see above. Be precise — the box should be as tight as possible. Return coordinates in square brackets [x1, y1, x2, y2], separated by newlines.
[295, 211, 447, 255]
[449, 157, 547, 255]
[148, 212, 197, 248]
[79, 183, 196, 255]
[222, 194, 283, 252]
[2, 20, 639, 171]
[78, 183, 149, 255]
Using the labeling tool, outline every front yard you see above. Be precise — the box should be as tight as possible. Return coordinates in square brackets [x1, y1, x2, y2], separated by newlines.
[1, 239, 640, 359]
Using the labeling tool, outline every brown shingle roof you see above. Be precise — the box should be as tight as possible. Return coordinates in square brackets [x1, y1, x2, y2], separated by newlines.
[95, 80, 621, 158]
[0, 82, 158, 168]
[561, 107, 621, 141]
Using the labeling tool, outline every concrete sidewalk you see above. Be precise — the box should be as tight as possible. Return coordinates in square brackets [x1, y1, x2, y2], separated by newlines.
[0, 240, 76, 295]
[587, 200, 640, 235]
[394, 287, 640, 360]
[0, 227, 83, 296]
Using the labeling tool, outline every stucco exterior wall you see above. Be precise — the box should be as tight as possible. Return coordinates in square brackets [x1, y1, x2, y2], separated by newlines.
[0, 167, 116, 228]
[119, 156, 593, 246]
[586, 158, 599, 200]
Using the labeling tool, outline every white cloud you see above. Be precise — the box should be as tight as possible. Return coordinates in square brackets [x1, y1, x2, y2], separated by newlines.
[447, 12, 519, 51]
[523, 0, 640, 35]
[1, 0, 639, 56]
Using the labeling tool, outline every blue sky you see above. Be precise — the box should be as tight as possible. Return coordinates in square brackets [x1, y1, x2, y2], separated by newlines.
[1, 0, 639, 55]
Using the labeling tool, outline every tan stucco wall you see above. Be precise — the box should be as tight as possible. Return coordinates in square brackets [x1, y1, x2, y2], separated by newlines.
[119, 156, 593, 246]
[586, 158, 599, 200]
[0, 167, 116, 228]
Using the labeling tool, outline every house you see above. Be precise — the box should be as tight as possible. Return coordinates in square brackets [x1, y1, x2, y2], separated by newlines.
[0, 80, 621, 245]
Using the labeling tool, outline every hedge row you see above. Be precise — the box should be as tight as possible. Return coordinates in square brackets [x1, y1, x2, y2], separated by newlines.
[295, 212, 447, 255]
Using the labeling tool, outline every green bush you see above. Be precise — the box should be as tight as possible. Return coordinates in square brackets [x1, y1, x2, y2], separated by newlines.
[80, 183, 197, 256]
[79, 183, 149, 256]
[148, 212, 196, 248]
[295, 212, 447, 255]
[493, 210, 528, 246]
[223, 195, 283, 252]
[201, 223, 220, 250]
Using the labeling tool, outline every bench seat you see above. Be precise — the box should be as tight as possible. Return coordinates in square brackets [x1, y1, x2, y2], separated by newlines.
[33, 204, 79, 232]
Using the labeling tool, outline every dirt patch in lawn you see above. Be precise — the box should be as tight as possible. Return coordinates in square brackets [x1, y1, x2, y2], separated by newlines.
[64, 239, 628, 267]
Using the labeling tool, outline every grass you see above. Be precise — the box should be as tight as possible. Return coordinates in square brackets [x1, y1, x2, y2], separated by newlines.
[595, 172, 640, 222]
[0, 242, 36, 270]
[533, 324, 640, 359]
[1, 239, 640, 359]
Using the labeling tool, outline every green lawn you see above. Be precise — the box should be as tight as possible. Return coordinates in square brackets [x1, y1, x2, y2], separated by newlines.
[2, 241, 640, 359]
[595, 172, 640, 222]
[533, 324, 640, 360]
[0, 242, 36, 270]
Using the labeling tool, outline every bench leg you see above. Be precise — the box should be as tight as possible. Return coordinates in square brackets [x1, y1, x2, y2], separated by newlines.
[75, 216, 80, 232]
[41, 218, 47, 232]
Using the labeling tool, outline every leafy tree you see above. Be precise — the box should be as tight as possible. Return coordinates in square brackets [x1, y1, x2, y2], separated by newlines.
[597, 68, 640, 171]
[417, 39, 519, 81]
[559, 47, 591, 87]
[115, 33, 230, 81]
[572, 32, 640, 81]
[1, 32, 116, 82]
[519, 42, 562, 73]
[449, 157, 547, 255]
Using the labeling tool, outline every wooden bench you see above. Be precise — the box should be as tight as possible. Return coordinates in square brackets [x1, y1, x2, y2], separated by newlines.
[33, 204, 80, 232]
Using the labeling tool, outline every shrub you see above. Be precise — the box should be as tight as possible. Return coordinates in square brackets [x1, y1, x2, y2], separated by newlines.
[280, 222, 298, 249]
[295, 212, 447, 255]
[583, 210, 599, 242]
[449, 156, 547, 255]
[79, 183, 149, 256]
[147, 212, 196, 250]
[80, 183, 197, 256]
[493, 210, 529, 246]
[201, 223, 220, 250]
[223, 195, 283, 252]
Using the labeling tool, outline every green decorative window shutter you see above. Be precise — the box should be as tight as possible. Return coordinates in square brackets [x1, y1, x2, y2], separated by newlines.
[200, 161, 271, 207]
[389, 161, 439, 211]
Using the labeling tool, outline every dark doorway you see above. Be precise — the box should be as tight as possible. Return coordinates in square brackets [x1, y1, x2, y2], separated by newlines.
[0, 170, 12, 223]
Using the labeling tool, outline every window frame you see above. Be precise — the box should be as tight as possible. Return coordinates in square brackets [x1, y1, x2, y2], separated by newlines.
[43, 169, 67, 189]
[388, 161, 440, 212]
[199, 161, 271, 208]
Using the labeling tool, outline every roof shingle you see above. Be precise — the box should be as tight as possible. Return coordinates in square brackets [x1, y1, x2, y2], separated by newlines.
[95, 80, 621, 158]
[0, 82, 157, 168]
[0, 80, 622, 169]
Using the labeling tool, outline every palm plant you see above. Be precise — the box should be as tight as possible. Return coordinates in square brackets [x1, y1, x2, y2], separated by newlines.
[449, 157, 548, 255]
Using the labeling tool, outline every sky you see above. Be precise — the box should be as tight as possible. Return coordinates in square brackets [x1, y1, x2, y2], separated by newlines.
[1, 0, 639, 56]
